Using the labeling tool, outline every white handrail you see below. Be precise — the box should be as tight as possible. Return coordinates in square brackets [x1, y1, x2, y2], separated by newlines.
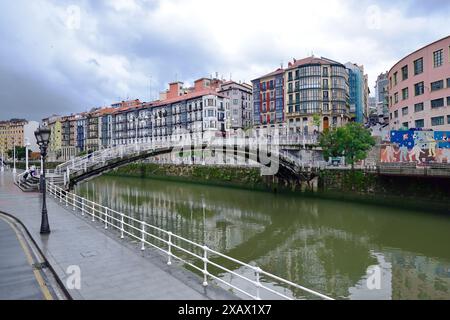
[47, 182, 333, 300]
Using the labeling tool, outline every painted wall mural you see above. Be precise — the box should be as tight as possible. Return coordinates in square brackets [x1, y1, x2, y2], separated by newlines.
[380, 130, 450, 164]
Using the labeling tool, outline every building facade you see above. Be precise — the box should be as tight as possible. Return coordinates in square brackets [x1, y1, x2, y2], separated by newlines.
[375, 72, 389, 123]
[345, 62, 368, 123]
[252, 68, 285, 135]
[388, 35, 450, 131]
[218, 81, 253, 130]
[0, 119, 39, 157]
[284, 57, 350, 134]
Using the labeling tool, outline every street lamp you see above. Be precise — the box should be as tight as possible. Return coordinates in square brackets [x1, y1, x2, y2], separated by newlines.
[25, 138, 31, 171]
[34, 126, 51, 235]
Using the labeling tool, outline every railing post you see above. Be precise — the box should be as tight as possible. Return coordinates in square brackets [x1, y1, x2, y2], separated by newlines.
[120, 213, 124, 239]
[167, 232, 172, 266]
[92, 202, 95, 222]
[63, 172, 67, 186]
[54, 185, 57, 198]
[141, 222, 145, 251]
[202, 245, 208, 287]
[59, 188, 62, 203]
[255, 267, 262, 300]
[104, 207, 108, 229]
[72, 193, 76, 211]
[65, 190, 68, 206]
[81, 198, 85, 216]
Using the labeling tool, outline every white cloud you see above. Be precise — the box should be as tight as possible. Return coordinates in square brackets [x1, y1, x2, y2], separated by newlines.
[0, 0, 448, 120]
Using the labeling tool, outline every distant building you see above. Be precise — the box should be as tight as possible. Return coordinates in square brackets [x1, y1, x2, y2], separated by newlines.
[0, 119, 39, 156]
[388, 35, 450, 130]
[285, 57, 350, 133]
[218, 81, 253, 130]
[375, 72, 389, 123]
[345, 62, 368, 123]
[252, 68, 285, 135]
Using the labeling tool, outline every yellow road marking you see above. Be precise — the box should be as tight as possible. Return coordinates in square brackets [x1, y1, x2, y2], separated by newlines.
[1, 215, 54, 300]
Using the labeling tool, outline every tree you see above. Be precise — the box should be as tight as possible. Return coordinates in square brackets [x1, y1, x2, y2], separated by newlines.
[312, 114, 321, 132]
[7, 146, 26, 160]
[319, 122, 375, 169]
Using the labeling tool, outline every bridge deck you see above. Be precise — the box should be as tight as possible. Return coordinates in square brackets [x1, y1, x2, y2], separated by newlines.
[0, 172, 236, 300]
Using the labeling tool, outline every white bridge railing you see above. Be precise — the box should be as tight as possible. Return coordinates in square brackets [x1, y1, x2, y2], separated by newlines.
[47, 182, 333, 300]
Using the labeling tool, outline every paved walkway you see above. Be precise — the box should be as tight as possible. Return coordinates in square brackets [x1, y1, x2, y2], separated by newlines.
[0, 216, 48, 300]
[0, 172, 236, 300]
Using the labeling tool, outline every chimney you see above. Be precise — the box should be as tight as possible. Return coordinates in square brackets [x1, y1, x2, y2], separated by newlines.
[167, 82, 183, 99]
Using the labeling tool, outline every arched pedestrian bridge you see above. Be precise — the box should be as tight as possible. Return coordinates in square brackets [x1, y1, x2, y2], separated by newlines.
[54, 138, 325, 190]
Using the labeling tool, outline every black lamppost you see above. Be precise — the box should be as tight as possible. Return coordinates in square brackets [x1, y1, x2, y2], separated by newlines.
[35, 127, 51, 234]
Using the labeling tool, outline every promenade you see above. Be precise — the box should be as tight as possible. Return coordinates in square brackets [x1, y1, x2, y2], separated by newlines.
[0, 172, 236, 300]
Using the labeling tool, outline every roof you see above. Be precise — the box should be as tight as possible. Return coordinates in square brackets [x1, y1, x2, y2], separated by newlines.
[286, 56, 344, 70]
[152, 89, 226, 107]
[253, 68, 284, 81]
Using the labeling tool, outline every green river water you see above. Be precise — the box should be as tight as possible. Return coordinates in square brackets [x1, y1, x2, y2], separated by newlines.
[74, 175, 450, 300]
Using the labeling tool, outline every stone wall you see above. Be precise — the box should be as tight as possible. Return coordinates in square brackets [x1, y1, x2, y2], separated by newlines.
[107, 163, 450, 213]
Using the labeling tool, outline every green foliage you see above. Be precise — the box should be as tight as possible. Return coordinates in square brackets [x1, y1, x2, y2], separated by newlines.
[319, 122, 375, 167]
[312, 114, 321, 128]
[7, 146, 26, 160]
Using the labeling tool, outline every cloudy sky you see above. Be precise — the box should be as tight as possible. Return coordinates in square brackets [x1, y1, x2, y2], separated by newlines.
[0, 0, 449, 121]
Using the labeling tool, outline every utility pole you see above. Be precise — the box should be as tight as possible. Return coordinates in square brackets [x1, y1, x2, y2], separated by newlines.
[12, 137, 16, 175]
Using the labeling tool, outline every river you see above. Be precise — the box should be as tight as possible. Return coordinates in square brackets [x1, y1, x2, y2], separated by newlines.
[74, 175, 450, 300]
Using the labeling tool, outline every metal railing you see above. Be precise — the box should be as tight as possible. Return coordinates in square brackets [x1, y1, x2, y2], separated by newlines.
[47, 182, 333, 300]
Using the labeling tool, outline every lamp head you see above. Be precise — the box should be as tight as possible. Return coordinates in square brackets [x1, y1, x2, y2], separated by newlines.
[34, 127, 51, 147]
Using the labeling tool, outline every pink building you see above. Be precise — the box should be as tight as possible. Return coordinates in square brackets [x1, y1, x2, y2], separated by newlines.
[388, 35, 450, 131]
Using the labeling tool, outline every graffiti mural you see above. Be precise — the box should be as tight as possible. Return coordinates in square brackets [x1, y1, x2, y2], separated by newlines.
[380, 130, 450, 164]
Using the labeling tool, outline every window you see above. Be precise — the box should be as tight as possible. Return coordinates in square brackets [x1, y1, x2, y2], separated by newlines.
[448, 115, 450, 124]
[394, 110, 398, 118]
[431, 98, 444, 108]
[402, 88, 409, 100]
[414, 103, 424, 112]
[447, 78, 450, 88]
[402, 107, 409, 116]
[402, 122, 409, 129]
[433, 49, 443, 67]
[323, 67, 328, 77]
[414, 58, 423, 75]
[393, 72, 398, 85]
[431, 80, 444, 91]
[288, 72, 293, 81]
[447, 96, 450, 106]
[401, 65, 408, 80]
[414, 82, 424, 96]
[415, 119, 424, 128]
[233, 99, 238, 105]
[431, 116, 444, 126]
[394, 92, 399, 104]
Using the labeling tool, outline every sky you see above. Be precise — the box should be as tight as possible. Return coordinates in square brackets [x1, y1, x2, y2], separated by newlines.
[0, 0, 449, 121]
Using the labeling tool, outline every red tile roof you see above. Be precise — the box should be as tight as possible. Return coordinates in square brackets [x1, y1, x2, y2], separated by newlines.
[152, 89, 226, 107]
[253, 68, 284, 81]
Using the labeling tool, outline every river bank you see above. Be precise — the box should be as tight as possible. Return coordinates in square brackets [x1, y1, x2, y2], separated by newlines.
[106, 163, 450, 214]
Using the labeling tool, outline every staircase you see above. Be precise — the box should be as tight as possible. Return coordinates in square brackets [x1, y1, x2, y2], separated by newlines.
[15, 170, 65, 192]
[16, 175, 40, 192]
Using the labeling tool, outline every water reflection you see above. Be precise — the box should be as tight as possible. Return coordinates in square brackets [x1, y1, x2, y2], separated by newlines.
[75, 176, 450, 300]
